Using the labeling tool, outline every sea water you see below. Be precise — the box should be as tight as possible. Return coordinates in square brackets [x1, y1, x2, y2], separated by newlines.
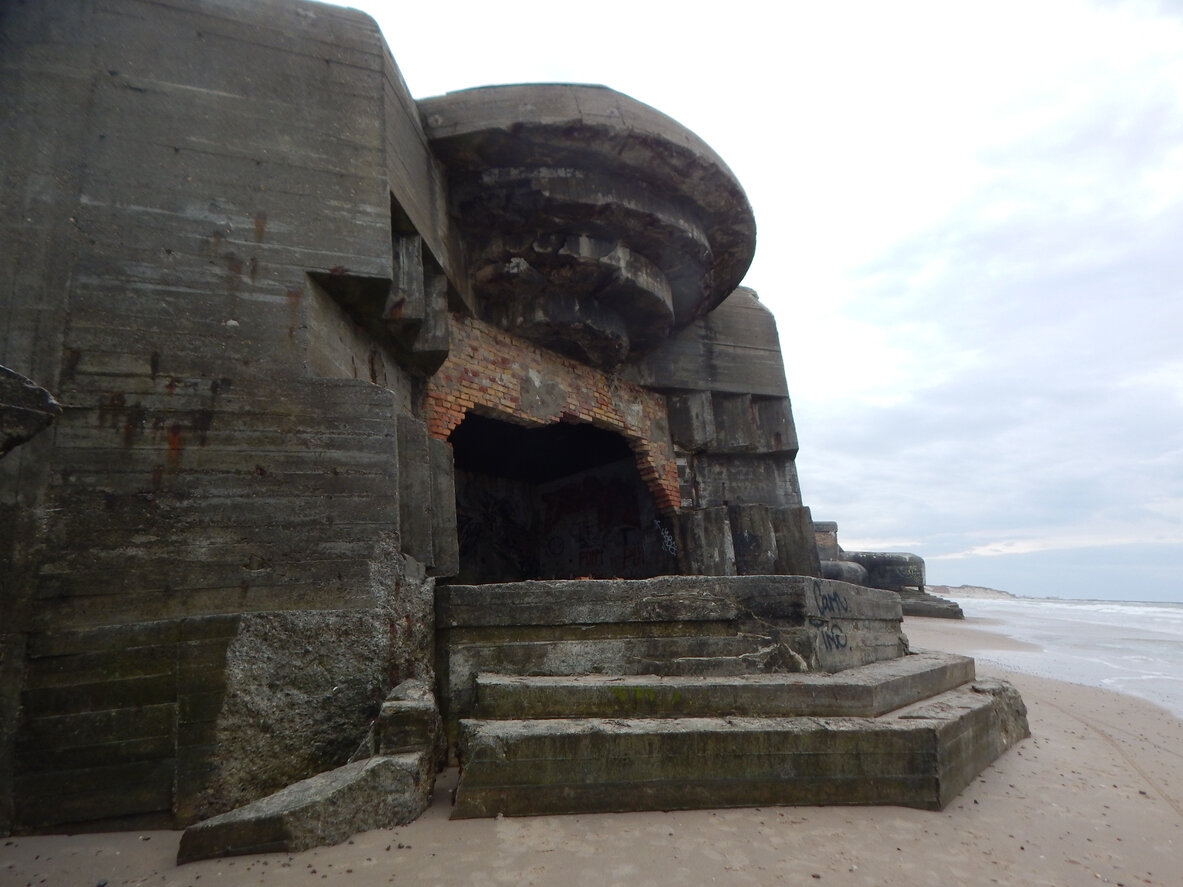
[952, 597, 1183, 719]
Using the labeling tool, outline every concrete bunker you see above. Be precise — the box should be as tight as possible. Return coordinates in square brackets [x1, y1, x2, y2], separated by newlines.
[1, 0, 1020, 856]
[449, 413, 677, 583]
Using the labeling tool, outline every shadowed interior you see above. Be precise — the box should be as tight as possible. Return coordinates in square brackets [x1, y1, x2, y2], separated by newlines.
[448, 414, 676, 583]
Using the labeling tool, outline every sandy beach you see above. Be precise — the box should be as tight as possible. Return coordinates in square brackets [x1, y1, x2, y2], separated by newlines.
[3, 615, 1180, 887]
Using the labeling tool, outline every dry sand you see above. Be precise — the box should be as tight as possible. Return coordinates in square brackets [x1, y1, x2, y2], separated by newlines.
[3, 616, 1180, 887]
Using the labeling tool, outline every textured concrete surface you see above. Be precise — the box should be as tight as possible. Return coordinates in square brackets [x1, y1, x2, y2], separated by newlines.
[0, 0, 441, 832]
[421, 84, 755, 365]
[437, 576, 906, 750]
[472, 650, 976, 719]
[193, 569, 432, 821]
[452, 679, 1029, 817]
[898, 590, 965, 619]
[177, 752, 433, 864]
[844, 550, 927, 591]
[625, 288, 789, 398]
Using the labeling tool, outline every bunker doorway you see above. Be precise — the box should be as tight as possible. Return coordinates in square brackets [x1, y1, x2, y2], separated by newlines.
[447, 412, 678, 584]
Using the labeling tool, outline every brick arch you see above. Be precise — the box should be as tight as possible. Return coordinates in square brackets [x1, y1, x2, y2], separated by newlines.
[423, 314, 679, 513]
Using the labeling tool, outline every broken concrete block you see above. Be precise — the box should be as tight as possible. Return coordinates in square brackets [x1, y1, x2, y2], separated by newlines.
[711, 393, 755, 452]
[177, 753, 433, 864]
[770, 505, 822, 577]
[728, 504, 778, 575]
[822, 559, 870, 585]
[752, 395, 798, 454]
[666, 391, 715, 451]
[377, 678, 444, 764]
[677, 507, 737, 575]
[0, 365, 61, 457]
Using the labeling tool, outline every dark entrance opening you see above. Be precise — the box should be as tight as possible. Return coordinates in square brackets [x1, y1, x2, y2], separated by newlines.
[448, 413, 677, 584]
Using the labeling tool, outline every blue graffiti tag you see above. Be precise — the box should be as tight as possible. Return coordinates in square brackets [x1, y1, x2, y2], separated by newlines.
[809, 616, 848, 651]
[812, 584, 849, 617]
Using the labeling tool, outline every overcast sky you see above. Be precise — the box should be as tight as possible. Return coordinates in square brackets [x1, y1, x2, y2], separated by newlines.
[343, 0, 1182, 602]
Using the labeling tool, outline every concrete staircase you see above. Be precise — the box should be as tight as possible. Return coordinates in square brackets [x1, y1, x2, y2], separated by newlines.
[437, 576, 1029, 818]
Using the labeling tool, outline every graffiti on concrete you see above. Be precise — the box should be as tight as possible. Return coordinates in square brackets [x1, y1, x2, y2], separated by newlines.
[812, 584, 850, 617]
[653, 519, 678, 557]
[809, 617, 849, 651]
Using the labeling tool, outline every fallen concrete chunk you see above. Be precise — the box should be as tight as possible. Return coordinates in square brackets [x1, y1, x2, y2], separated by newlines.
[177, 753, 432, 864]
[0, 365, 61, 457]
[377, 678, 445, 765]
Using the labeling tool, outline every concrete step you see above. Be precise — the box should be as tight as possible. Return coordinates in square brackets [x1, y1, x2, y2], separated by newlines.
[472, 650, 976, 720]
[441, 632, 816, 748]
[451, 679, 1029, 818]
[436, 576, 909, 743]
[437, 577, 906, 683]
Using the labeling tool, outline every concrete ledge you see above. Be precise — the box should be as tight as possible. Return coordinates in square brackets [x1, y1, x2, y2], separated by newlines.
[177, 753, 433, 864]
[437, 576, 901, 628]
[438, 577, 795, 628]
[899, 591, 965, 619]
[896, 679, 1030, 807]
[473, 650, 976, 720]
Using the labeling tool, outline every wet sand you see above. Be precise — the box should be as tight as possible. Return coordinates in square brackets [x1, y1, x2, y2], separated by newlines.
[3, 616, 1181, 886]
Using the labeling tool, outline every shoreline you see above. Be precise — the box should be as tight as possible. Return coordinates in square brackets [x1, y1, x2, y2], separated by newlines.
[3, 616, 1181, 887]
[907, 616, 1043, 653]
[922, 598, 1183, 720]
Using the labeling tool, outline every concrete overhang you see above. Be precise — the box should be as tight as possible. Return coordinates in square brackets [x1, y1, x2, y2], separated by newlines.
[419, 84, 756, 366]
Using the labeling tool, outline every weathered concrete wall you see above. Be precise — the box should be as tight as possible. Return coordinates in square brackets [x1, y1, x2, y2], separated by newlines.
[814, 521, 841, 561]
[843, 550, 926, 591]
[623, 287, 789, 397]
[191, 549, 433, 821]
[624, 289, 819, 577]
[0, 0, 446, 833]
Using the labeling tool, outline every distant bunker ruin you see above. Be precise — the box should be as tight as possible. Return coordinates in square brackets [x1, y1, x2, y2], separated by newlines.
[0, 0, 1022, 859]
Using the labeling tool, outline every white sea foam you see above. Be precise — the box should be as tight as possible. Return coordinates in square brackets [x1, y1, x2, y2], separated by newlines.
[954, 597, 1183, 718]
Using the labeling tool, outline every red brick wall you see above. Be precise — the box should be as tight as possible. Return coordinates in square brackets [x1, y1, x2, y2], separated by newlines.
[424, 315, 679, 512]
